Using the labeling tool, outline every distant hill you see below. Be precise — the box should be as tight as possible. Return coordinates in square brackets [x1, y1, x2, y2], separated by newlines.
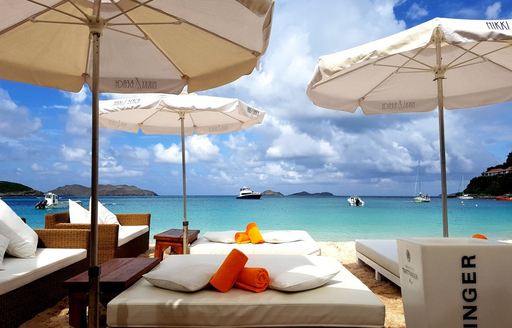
[261, 190, 284, 197]
[50, 184, 158, 197]
[288, 191, 334, 197]
[0, 181, 43, 197]
[465, 152, 512, 196]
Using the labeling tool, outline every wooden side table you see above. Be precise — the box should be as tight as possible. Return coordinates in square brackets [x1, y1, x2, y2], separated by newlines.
[154, 228, 200, 260]
[64, 257, 159, 328]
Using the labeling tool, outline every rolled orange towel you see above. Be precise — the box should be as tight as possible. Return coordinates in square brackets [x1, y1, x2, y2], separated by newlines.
[235, 231, 251, 244]
[472, 233, 488, 240]
[210, 249, 248, 292]
[246, 222, 264, 244]
[235, 267, 269, 293]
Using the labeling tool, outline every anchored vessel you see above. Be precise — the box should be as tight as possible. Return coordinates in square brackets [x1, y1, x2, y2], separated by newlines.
[236, 187, 262, 199]
[347, 196, 365, 207]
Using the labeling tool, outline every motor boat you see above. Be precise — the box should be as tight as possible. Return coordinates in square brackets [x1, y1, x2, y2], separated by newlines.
[458, 194, 474, 200]
[35, 192, 59, 209]
[496, 195, 512, 201]
[236, 187, 262, 199]
[414, 193, 431, 203]
[347, 196, 364, 207]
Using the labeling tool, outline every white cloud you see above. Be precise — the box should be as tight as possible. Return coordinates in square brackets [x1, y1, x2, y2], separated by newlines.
[153, 135, 219, 164]
[485, 2, 501, 19]
[61, 86, 88, 104]
[61, 145, 88, 162]
[122, 145, 150, 165]
[406, 3, 429, 19]
[100, 155, 143, 177]
[31, 163, 43, 172]
[0, 88, 41, 138]
[153, 143, 182, 164]
[187, 135, 220, 161]
[53, 162, 69, 171]
[66, 104, 91, 136]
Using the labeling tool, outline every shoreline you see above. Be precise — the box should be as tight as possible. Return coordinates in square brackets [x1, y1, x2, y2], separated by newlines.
[21, 241, 405, 328]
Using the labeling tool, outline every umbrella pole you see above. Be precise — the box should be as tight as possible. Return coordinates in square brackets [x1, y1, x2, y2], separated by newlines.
[179, 113, 189, 254]
[434, 28, 449, 237]
[88, 3, 102, 326]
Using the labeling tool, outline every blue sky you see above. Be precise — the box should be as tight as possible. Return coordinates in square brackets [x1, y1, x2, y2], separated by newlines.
[1, 0, 511, 196]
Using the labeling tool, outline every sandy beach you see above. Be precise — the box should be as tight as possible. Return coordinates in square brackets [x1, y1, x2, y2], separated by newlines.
[21, 241, 405, 328]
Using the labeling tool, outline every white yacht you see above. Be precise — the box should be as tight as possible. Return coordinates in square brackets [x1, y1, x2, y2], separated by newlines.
[35, 192, 59, 209]
[458, 194, 474, 200]
[236, 187, 262, 199]
[414, 193, 431, 203]
[347, 196, 364, 207]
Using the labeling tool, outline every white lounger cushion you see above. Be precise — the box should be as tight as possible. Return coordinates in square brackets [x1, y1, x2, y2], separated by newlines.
[118, 226, 148, 246]
[203, 230, 306, 244]
[356, 239, 399, 277]
[0, 233, 8, 270]
[108, 256, 385, 327]
[191, 230, 320, 255]
[143, 254, 341, 293]
[0, 248, 87, 295]
[0, 199, 38, 258]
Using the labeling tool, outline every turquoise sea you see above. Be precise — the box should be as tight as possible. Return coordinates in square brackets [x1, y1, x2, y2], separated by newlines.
[3, 196, 512, 241]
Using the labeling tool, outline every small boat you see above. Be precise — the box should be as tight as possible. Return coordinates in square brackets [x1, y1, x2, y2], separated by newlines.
[496, 195, 512, 201]
[347, 196, 364, 207]
[236, 187, 262, 199]
[458, 194, 474, 200]
[414, 193, 431, 203]
[35, 192, 59, 209]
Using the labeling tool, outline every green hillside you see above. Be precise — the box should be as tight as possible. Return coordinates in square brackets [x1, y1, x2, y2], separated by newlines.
[464, 152, 512, 196]
[0, 181, 43, 196]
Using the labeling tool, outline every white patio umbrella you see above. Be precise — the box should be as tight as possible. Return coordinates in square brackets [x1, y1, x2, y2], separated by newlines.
[307, 17, 512, 237]
[99, 93, 265, 254]
[0, 1, 274, 326]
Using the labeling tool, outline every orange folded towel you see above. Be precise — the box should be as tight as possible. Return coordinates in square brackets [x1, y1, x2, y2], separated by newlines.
[235, 267, 270, 293]
[472, 233, 488, 240]
[235, 231, 251, 244]
[246, 222, 264, 244]
[210, 249, 248, 292]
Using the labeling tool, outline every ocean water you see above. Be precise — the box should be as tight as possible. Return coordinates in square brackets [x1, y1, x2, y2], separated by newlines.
[4, 196, 512, 241]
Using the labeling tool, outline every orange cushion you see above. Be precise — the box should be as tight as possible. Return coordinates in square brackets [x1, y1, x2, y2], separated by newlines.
[210, 249, 248, 292]
[246, 222, 264, 244]
[472, 233, 488, 240]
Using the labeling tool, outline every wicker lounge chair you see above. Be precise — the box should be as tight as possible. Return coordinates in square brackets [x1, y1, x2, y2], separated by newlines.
[0, 229, 89, 327]
[45, 212, 150, 264]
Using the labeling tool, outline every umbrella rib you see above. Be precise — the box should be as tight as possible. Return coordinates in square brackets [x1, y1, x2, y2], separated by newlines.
[138, 2, 260, 56]
[66, 0, 89, 19]
[31, 20, 87, 26]
[361, 43, 433, 101]
[24, 0, 87, 22]
[451, 43, 512, 74]
[110, 0, 187, 78]
[395, 53, 433, 70]
[373, 63, 430, 72]
[0, 0, 69, 37]
[108, 22, 182, 26]
[444, 42, 480, 68]
[105, 26, 148, 40]
[105, 0, 155, 23]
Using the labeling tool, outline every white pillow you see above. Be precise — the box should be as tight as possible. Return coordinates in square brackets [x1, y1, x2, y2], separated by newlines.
[144, 255, 220, 292]
[247, 255, 341, 292]
[0, 199, 38, 258]
[91, 200, 119, 225]
[261, 230, 305, 244]
[69, 199, 90, 224]
[203, 231, 237, 243]
[0, 233, 9, 270]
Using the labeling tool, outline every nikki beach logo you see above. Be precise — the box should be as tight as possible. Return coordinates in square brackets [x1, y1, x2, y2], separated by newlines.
[115, 78, 158, 90]
[381, 100, 416, 111]
[486, 21, 510, 30]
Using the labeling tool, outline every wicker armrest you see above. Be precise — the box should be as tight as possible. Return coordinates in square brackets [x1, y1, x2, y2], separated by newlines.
[35, 229, 89, 249]
[45, 212, 71, 228]
[117, 213, 151, 227]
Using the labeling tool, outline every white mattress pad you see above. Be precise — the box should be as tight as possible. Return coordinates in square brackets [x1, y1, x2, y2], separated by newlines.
[355, 239, 399, 277]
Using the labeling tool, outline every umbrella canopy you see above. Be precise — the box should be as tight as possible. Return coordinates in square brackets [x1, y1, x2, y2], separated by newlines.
[0, 1, 274, 326]
[99, 93, 265, 254]
[307, 17, 512, 237]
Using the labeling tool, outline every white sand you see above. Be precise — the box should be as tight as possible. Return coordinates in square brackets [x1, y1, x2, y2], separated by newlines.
[21, 241, 405, 328]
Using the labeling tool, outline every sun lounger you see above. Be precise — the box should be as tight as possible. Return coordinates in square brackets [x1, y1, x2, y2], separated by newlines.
[190, 230, 321, 255]
[355, 239, 400, 286]
[107, 254, 385, 327]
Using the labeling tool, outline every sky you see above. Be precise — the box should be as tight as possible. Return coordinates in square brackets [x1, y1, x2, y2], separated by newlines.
[1, 0, 512, 196]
